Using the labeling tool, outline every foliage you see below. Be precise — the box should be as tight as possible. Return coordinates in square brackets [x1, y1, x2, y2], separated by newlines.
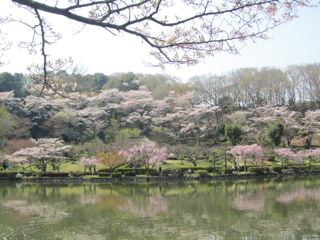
[0, 72, 28, 97]
[103, 116, 120, 144]
[102, 115, 140, 145]
[0, 107, 13, 148]
[117, 128, 140, 144]
[75, 72, 108, 93]
[69, 138, 107, 159]
[225, 124, 243, 146]
[96, 151, 125, 172]
[247, 166, 268, 174]
[268, 122, 284, 147]
[103, 72, 139, 92]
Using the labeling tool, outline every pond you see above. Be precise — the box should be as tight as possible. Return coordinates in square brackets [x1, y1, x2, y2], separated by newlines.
[0, 177, 320, 240]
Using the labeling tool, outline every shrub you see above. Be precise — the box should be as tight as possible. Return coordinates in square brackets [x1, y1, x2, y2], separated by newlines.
[69, 172, 86, 177]
[0, 172, 19, 179]
[123, 171, 136, 177]
[268, 122, 284, 147]
[194, 169, 208, 174]
[149, 171, 160, 176]
[160, 170, 173, 176]
[97, 168, 112, 173]
[219, 168, 233, 175]
[31, 172, 42, 177]
[40, 172, 69, 177]
[97, 172, 111, 177]
[195, 170, 211, 178]
[111, 172, 122, 178]
[311, 165, 320, 171]
[225, 124, 243, 146]
[270, 165, 283, 173]
[247, 166, 267, 175]
[115, 168, 158, 176]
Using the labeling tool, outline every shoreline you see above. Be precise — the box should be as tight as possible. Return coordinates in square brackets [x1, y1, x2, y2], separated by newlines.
[1, 171, 320, 184]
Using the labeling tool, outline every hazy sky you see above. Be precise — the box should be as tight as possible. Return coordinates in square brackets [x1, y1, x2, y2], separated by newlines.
[1, 1, 320, 81]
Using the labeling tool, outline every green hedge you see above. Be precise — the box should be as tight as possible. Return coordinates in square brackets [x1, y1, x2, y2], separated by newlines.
[247, 166, 268, 175]
[97, 172, 111, 177]
[270, 165, 283, 173]
[111, 172, 122, 178]
[115, 168, 158, 175]
[311, 165, 320, 171]
[69, 172, 87, 177]
[40, 172, 69, 177]
[218, 168, 234, 175]
[0, 172, 20, 179]
[123, 171, 136, 177]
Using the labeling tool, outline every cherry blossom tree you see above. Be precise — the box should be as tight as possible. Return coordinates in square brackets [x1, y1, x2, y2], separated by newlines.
[5, 138, 70, 173]
[274, 148, 302, 169]
[298, 149, 320, 168]
[96, 151, 125, 173]
[1, 154, 29, 171]
[78, 156, 99, 174]
[229, 144, 263, 171]
[170, 145, 200, 166]
[120, 143, 167, 170]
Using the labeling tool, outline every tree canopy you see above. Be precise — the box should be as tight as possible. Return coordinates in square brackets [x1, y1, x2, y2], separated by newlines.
[1, 0, 317, 94]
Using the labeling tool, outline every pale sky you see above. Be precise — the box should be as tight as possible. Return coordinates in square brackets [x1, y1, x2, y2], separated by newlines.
[1, 1, 320, 81]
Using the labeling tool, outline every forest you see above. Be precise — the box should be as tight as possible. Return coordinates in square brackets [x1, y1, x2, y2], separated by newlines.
[0, 63, 320, 179]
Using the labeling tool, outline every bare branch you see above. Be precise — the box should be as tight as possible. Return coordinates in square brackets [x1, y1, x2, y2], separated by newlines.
[8, 0, 317, 68]
[34, 8, 48, 96]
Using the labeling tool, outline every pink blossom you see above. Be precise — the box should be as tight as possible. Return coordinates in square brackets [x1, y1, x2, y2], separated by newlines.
[120, 143, 168, 169]
[274, 148, 302, 162]
[229, 144, 263, 162]
[300, 149, 320, 159]
[79, 157, 100, 168]
[1, 155, 28, 166]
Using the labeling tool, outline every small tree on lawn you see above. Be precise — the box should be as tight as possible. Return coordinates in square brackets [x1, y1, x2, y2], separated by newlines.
[229, 144, 263, 172]
[299, 149, 320, 169]
[96, 151, 125, 173]
[1, 155, 29, 171]
[8, 138, 70, 173]
[120, 143, 167, 171]
[274, 148, 302, 169]
[79, 157, 99, 174]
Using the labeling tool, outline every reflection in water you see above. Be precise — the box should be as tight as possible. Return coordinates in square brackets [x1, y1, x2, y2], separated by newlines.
[233, 192, 266, 212]
[2, 199, 69, 224]
[119, 195, 168, 217]
[277, 188, 320, 204]
[0, 177, 319, 239]
[79, 195, 101, 205]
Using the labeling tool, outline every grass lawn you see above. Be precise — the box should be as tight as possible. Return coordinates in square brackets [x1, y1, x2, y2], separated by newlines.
[4, 158, 320, 175]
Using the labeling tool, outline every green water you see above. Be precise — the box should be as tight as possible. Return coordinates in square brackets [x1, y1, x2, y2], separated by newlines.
[0, 177, 320, 240]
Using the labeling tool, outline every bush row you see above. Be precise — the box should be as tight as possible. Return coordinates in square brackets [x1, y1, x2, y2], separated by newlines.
[1, 163, 320, 179]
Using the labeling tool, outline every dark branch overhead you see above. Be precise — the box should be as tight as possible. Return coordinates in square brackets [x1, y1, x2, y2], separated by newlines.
[5, 0, 318, 95]
[11, 0, 316, 66]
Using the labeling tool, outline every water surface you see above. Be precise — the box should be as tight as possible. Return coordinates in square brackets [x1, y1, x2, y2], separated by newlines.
[0, 177, 320, 239]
